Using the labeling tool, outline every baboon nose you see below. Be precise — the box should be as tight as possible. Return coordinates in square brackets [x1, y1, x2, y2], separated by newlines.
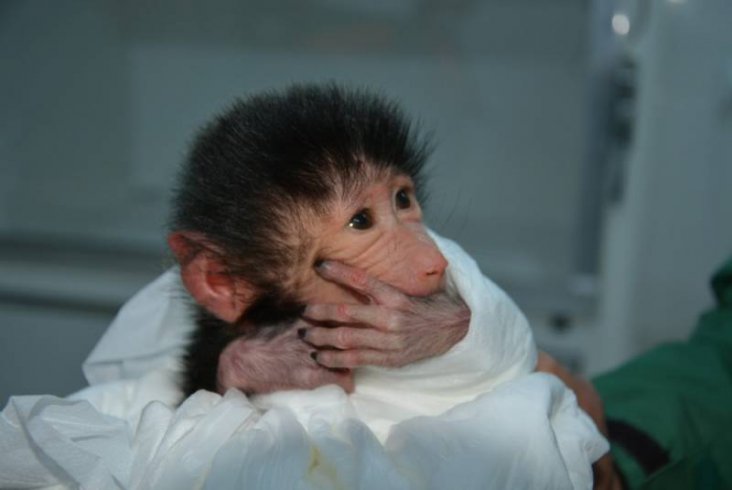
[424, 252, 448, 280]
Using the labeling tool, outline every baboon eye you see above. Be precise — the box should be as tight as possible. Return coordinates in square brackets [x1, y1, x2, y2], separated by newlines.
[395, 188, 412, 209]
[348, 209, 373, 230]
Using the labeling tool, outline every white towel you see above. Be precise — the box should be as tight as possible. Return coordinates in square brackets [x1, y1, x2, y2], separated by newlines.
[0, 232, 608, 489]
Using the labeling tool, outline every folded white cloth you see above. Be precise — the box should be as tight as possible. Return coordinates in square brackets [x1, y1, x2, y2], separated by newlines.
[0, 232, 608, 489]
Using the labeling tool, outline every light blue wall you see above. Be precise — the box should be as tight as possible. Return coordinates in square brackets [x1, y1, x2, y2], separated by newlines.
[592, 0, 732, 373]
[0, 0, 590, 287]
[0, 0, 593, 400]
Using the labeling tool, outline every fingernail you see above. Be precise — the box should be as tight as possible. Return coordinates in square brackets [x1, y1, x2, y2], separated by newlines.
[297, 328, 307, 339]
[310, 351, 318, 362]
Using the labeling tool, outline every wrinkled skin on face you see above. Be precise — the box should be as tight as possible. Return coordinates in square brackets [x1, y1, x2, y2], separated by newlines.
[217, 171, 471, 395]
[298, 172, 448, 301]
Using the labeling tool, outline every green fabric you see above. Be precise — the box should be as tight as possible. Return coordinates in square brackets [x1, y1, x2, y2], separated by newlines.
[593, 257, 732, 490]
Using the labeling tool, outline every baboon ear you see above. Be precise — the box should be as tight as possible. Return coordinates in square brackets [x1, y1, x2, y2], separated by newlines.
[168, 232, 255, 323]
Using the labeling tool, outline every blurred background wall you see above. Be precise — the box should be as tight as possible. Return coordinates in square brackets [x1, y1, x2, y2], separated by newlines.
[1, 0, 730, 403]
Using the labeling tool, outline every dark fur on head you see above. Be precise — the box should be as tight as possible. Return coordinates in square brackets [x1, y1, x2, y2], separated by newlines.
[171, 83, 430, 297]
[172, 83, 432, 397]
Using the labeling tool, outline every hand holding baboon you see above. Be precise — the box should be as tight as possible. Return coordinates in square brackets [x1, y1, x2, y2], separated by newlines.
[302, 260, 470, 369]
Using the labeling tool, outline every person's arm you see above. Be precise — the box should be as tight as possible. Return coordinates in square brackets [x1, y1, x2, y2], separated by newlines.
[535, 352, 623, 490]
